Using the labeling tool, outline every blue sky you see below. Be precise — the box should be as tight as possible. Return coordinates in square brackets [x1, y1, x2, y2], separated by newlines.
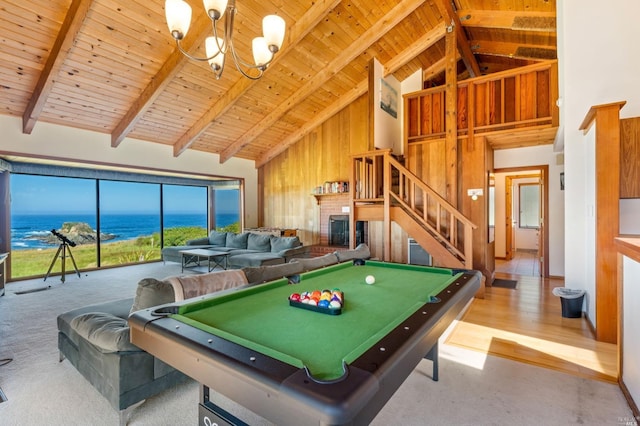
[11, 174, 239, 215]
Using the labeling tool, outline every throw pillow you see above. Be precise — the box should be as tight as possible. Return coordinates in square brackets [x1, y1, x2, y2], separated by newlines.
[270, 236, 301, 252]
[226, 232, 249, 249]
[208, 230, 227, 246]
[70, 312, 140, 353]
[247, 233, 272, 251]
[130, 277, 175, 314]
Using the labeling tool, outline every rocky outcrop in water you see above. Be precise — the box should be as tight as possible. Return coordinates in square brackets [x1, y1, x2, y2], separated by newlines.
[34, 222, 117, 246]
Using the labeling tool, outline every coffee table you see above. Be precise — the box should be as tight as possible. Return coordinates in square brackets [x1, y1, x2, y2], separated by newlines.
[179, 249, 229, 272]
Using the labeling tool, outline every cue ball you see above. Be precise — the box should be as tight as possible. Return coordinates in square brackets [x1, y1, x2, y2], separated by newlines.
[365, 275, 375, 285]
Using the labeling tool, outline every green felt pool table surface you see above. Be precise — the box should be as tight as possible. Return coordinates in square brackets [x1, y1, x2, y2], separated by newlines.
[174, 261, 461, 380]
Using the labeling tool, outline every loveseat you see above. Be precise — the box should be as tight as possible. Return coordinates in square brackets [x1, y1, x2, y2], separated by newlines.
[57, 269, 251, 426]
[161, 230, 310, 269]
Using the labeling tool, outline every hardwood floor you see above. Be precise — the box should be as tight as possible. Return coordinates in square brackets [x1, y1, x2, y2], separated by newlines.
[445, 251, 618, 383]
[494, 249, 540, 276]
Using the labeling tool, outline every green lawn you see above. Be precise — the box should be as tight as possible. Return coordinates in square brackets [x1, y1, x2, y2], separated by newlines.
[10, 224, 239, 279]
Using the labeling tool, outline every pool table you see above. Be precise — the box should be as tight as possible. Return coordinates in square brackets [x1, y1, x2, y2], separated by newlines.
[129, 260, 481, 425]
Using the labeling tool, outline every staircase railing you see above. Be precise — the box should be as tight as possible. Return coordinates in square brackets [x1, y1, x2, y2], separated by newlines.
[351, 149, 476, 268]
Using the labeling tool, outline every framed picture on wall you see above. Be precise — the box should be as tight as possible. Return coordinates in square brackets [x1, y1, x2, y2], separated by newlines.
[380, 78, 397, 118]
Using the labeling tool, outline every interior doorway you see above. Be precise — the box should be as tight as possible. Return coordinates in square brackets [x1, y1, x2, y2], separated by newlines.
[493, 166, 549, 277]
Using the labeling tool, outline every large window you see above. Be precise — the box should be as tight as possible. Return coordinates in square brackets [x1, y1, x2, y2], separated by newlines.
[214, 188, 240, 232]
[10, 174, 97, 278]
[162, 185, 208, 246]
[99, 180, 161, 265]
[8, 167, 241, 280]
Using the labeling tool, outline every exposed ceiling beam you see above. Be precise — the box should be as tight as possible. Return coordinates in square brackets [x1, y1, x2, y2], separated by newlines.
[458, 10, 556, 32]
[172, 0, 343, 157]
[220, 0, 428, 164]
[255, 21, 447, 168]
[434, 0, 481, 78]
[110, 11, 212, 148]
[22, 0, 93, 134]
[470, 40, 557, 60]
[393, 22, 447, 66]
[423, 54, 458, 82]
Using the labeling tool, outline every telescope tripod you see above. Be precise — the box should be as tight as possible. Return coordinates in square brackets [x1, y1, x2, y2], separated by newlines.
[44, 241, 81, 283]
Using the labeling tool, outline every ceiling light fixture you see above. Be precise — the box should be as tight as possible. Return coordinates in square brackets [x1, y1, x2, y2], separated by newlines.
[165, 0, 286, 80]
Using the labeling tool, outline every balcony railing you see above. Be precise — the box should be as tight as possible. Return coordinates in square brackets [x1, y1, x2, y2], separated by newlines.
[404, 60, 559, 144]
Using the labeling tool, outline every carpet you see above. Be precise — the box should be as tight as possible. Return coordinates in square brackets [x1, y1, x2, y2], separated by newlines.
[492, 278, 518, 289]
[0, 263, 632, 425]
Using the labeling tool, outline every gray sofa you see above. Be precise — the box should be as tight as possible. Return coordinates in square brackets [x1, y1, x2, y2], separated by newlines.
[57, 270, 251, 425]
[161, 230, 309, 269]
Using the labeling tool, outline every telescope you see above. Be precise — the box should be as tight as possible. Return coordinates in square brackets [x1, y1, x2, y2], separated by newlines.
[44, 229, 80, 283]
[51, 229, 76, 247]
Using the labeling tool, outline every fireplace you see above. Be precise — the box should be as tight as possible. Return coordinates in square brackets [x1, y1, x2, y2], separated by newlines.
[328, 215, 365, 247]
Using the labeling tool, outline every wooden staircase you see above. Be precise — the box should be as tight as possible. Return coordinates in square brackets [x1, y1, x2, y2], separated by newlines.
[349, 149, 476, 269]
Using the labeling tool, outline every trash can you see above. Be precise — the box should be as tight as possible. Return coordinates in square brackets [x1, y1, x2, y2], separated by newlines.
[552, 287, 585, 318]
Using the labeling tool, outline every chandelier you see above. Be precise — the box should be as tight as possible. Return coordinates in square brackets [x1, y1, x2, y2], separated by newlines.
[165, 0, 286, 80]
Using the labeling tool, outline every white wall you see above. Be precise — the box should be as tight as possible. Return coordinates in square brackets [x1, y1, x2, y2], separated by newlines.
[373, 59, 402, 153]
[494, 145, 565, 277]
[0, 115, 259, 227]
[620, 199, 640, 234]
[560, 0, 640, 329]
[373, 59, 422, 155]
[622, 255, 640, 408]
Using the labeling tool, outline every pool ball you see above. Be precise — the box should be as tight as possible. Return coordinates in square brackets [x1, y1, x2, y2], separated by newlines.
[289, 293, 301, 302]
[365, 275, 375, 285]
[329, 300, 342, 309]
[318, 300, 330, 308]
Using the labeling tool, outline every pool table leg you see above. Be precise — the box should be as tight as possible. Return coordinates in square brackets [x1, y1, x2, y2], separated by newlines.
[199, 385, 249, 426]
[424, 341, 438, 381]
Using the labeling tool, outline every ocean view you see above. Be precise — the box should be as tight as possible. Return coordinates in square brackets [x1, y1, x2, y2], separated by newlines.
[11, 213, 239, 250]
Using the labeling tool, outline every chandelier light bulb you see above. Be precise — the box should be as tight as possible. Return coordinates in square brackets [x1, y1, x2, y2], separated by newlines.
[252, 37, 272, 68]
[206, 37, 225, 71]
[203, 0, 228, 20]
[165, 0, 192, 40]
[263, 15, 286, 52]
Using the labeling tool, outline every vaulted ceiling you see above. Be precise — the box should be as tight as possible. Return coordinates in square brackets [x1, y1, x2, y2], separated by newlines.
[0, 0, 557, 167]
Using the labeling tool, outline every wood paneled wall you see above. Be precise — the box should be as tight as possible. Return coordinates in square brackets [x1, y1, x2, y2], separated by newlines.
[621, 117, 640, 198]
[406, 139, 449, 199]
[406, 134, 492, 279]
[260, 95, 370, 248]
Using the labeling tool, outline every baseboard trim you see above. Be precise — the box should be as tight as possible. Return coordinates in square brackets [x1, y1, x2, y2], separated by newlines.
[619, 379, 639, 421]
[583, 311, 597, 339]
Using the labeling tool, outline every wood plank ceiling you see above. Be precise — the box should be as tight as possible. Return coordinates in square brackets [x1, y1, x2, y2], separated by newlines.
[0, 0, 557, 167]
